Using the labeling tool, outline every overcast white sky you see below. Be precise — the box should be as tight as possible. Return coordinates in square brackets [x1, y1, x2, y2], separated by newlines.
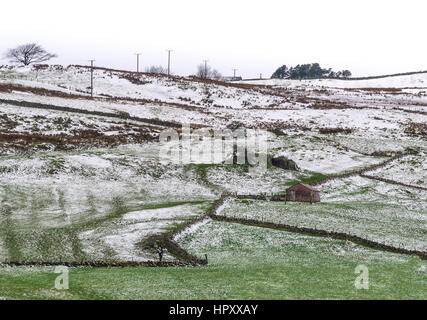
[1, 0, 426, 78]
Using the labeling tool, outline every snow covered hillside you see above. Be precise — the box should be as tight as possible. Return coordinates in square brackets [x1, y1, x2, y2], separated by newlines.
[1, 65, 426, 137]
[0, 64, 425, 264]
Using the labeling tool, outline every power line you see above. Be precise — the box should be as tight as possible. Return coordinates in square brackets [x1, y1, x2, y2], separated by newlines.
[88, 59, 95, 97]
[166, 50, 172, 75]
[135, 53, 142, 73]
[232, 68, 238, 80]
[203, 60, 209, 78]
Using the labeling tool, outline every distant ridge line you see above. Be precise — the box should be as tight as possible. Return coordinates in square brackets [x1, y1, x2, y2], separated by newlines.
[241, 70, 427, 82]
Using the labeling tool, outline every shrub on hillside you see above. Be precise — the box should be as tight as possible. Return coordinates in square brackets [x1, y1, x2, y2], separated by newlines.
[319, 127, 353, 134]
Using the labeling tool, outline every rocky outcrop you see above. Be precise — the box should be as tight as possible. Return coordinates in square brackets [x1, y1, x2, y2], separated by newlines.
[271, 156, 300, 171]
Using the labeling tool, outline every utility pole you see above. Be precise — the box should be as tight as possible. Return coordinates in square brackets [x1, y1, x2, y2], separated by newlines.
[232, 68, 238, 80]
[89, 59, 95, 98]
[203, 60, 209, 78]
[135, 53, 142, 73]
[166, 50, 172, 76]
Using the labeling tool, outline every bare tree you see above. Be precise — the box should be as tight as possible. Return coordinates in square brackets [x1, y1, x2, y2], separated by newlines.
[195, 63, 222, 80]
[154, 241, 164, 262]
[4, 43, 57, 66]
[210, 69, 222, 80]
[145, 65, 168, 74]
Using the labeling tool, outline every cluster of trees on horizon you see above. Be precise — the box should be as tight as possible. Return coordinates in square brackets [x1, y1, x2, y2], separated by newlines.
[271, 63, 352, 79]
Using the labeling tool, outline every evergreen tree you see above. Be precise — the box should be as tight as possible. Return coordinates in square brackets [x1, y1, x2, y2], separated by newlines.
[271, 65, 289, 79]
[341, 70, 352, 78]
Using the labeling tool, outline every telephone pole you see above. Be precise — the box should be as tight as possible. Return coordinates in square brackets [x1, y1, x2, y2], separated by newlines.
[89, 59, 95, 97]
[203, 60, 209, 78]
[232, 68, 238, 80]
[135, 53, 142, 73]
[166, 50, 172, 76]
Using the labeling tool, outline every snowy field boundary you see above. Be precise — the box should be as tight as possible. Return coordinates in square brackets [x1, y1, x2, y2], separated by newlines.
[310, 153, 409, 186]
[128, 200, 237, 267]
[138, 234, 208, 266]
[134, 200, 230, 266]
[208, 197, 427, 260]
[393, 107, 427, 116]
[0, 204, 218, 268]
[0, 261, 194, 268]
[1, 189, 424, 268]
[169, 196, 229, 241]
[0, 98, 182, 129]
[360, 174, 427, 191]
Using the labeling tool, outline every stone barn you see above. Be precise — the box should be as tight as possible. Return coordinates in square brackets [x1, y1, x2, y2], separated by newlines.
[285, 183, 320, 203]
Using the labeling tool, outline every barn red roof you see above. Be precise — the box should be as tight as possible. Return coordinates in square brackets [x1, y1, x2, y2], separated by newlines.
[287, 183, 319, 192]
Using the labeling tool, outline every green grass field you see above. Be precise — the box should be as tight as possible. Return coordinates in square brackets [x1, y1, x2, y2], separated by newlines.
[0, 221, 425, 299]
